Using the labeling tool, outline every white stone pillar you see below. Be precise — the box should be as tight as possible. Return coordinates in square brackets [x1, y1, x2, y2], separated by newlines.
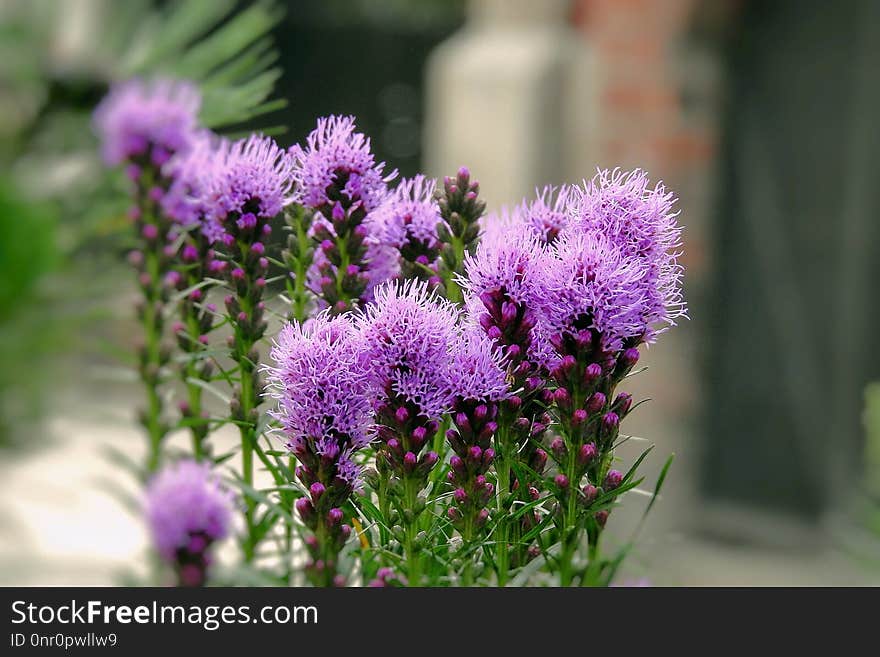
[423, 0, 597, 208]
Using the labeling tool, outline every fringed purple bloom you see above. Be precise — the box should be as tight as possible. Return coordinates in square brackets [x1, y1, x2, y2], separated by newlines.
[290, 115, 395, 214]
[370, 175, 444, 285]
[160, 130, 219, 227]
[482, 185, 573, 247]
[93, 78, 201, 168]
[357, 280, 460, 420]
[542, 230, 651, 358]
[266, 312, 375, 586]
[292, 115, 397, 313]
[204, 134, 296, 240]
[145, 460, 234, 587]
[564, 168, 687, 342]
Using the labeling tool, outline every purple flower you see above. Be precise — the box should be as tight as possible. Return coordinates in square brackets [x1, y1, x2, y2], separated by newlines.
[145, 460, 234, 568]
[266, 312, 376, 475]
[482, 185, 573, 246]
[290, 115, 395, 213]
[93, 78, 201, 167]
[460, 221, 554, 368]
[160, 130, 220, 227]
[204, 134, 295, 227]
[356, 280, 460, 419]
[370, 174, 443, 259]
[445, 327, 510, 404]
[542, 230, 649, 355]
[563, 168, 686, 341]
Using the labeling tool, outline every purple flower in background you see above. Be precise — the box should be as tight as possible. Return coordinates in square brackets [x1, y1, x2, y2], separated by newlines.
[204, 134, 295, 231]
[482, 185, 573, 247]
[93, 78, 201, 168]
[161, 130, 219, 227]
[145, 460, 234, 586]
[357, 280, 459, 420]
[370, 175, 444, 283]
[290, 115, 395, 214]
[564, 168, 686, 342]
[291, 115, 397, 313]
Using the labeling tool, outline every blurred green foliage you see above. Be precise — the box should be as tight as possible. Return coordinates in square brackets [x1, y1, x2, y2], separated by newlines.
[0, 0, 284, 447]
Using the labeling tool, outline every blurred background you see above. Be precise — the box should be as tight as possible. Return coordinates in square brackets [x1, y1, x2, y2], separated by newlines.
[2, 0, 879, 585]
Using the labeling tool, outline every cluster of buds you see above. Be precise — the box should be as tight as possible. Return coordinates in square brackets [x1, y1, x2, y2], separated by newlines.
[310, 199, 373, 313]
[367, 567, 408, 587]
[436, 167, 486, 301]
[546, 324, 640, 524]
[445, 399, 498, 539]
[290, 437, 361, 587]
[373, 392, 441, 521]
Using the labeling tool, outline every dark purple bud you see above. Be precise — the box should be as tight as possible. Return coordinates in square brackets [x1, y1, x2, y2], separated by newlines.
[595, 510, 609, 528]
[295, 497, 314, 521]
[250, 242, 265, 255]
[475, 509, 489, 527]
[403, 451, 417, 472]
[411, 425, 427, 444]
[604, 470, 623, 491]
[584, 362, 602, 385]
[613, 392, 633, 415]
[621, 347, 640, 369]
[474, 404, 488, 421]
[453, 488, 468, 504]
[231, 267, 245, 281]
[421, 451, 439, 468]
[332, 202, 345, 221]
[531, 448, 547, 472]
[482, 448, 495, 466]
[602, 412, 619, 434]
[572, 409, 588, 426]
[142, 224, 158, 240]
[582, 484, 599, 504]
[553, 388, 571, 409]
[468, 445, 482, 463]
[309, 482, 325, 502]
[506, 344, 522, 361]
[182, 244, 199, 262]
[554, 474, 569, 489]
[550, 437, 567, 461]
[395, 406, 410, 425]
[578, 442, 598, 466]
[450, 455, 465, 472]
[506, 395, 522, 411]
[586, 392, 606, 414]
[487, 326, 502, 341]
[328, 507, 344, 525]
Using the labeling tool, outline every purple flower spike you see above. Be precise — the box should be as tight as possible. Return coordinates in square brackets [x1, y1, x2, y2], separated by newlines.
[145, 460, 234, 587]
[290, 115, 396, 213]
[93, 78, 201, 167]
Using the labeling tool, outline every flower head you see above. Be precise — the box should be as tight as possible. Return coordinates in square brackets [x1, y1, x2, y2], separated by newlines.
[370, 175, 443, 256]
[564, 168, 686, 340]
[266, 312, 376, 464]
[160, 130, 219, 226]
[356, 280, 460, 419]
[290, 115, 395, 213]
[445, 327, 510, 403]
[204, 134, 295, 225]
[93, 78, 201, 167]
[145, 460, 234, 562]
[542, 230, 650, 353]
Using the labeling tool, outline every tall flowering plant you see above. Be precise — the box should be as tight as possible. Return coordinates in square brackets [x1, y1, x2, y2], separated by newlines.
[95, 75, 685, 587]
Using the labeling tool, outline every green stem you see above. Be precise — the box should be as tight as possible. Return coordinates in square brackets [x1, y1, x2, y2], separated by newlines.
[444, 234, 465, 303]
[238, 347, 256, 562]
[291, 216, 310, 322]
[402, 477, 421, 586]
[142, 248, 165, 473]
[494, 426, 512, 586]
